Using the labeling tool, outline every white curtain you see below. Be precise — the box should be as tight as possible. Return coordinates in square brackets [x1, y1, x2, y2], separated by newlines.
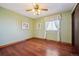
[44, 14, 61, 41]
[45, 20, 60, 31]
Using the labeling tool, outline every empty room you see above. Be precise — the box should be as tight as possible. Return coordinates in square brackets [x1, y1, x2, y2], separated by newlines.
[0, 3, 79, 56]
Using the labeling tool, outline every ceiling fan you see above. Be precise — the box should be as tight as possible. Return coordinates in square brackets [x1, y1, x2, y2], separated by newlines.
[26, 3, 48, 15]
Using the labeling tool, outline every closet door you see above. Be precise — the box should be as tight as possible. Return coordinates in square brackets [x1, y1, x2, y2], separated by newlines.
[72, 4, 79, 50]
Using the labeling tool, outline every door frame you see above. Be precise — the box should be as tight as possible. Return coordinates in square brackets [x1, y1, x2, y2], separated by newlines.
[72, 3, 79, 46]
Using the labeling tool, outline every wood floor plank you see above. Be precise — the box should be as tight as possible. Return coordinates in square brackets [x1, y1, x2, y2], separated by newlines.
[0, 38, 79, 56]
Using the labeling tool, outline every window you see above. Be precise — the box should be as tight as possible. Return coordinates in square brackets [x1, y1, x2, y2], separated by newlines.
[45, 20, 60, 31]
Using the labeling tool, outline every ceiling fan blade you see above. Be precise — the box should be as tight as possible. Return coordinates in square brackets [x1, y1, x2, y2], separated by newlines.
[41, 9, 48, 11]
[26, 9, 32, 11]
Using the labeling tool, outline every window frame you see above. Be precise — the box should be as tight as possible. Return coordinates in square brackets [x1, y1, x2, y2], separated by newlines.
[45, 20, 60, 31]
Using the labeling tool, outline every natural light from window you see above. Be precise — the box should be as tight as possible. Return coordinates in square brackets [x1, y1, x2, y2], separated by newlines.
[45, 20, 60, 31]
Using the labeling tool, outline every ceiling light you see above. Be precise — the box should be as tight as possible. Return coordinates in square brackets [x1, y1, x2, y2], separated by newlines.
[26, 3, 48, 15]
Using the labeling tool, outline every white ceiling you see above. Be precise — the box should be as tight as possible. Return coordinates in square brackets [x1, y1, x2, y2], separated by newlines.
[0, 3, 75, 19]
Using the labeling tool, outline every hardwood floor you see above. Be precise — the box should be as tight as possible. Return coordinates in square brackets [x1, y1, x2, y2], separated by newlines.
[0, 38, 79, 56]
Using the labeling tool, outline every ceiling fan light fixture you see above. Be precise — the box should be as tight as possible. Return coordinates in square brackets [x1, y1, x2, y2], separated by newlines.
[38, 9, 41, 12]
[33, 11, 40, 15]
[33, 12, 36, 15]
[26, 3, 48, 15]
[32, 9, 35, 12]
[32, 8, 41, 15]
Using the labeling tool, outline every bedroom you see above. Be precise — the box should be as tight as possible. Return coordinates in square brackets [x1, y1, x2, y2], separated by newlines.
[0, 3, 79, 56]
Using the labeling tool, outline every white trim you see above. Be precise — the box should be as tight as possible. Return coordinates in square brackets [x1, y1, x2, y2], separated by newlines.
[71, 3, 77, 14]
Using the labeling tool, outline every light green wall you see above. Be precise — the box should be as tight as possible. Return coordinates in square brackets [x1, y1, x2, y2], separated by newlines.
[0, 7, 34, 45]
[34, 11, 72, 43]
[34, 15, 60, 41]
[34, 14, 61, 41]
[0, 6, 72, 46]
[34, 18, 45, 38]
[60, 11, 72, 43]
